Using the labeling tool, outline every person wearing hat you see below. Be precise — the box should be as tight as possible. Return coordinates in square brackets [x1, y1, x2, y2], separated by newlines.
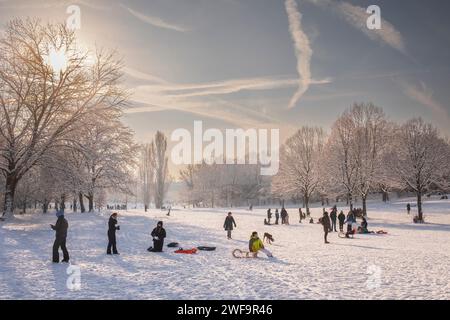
[107, 212, 120, 255]
[248, 231, 273, 258]
[148, 221, 166, 252]
[50, 209, 69, 263]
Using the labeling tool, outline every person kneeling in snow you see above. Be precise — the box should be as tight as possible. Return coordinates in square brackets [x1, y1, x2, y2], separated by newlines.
[249, 232, 273, 258]
[148, 221, 166, 252]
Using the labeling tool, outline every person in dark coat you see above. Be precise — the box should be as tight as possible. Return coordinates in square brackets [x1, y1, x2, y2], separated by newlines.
[330, 207, 337, 232]
[275, 209, 280, 225]
[148, 221, 166, 252]
[280, 207, 287, 224]
[267, 209, 272, 224]
[299, 208, 303, 223]
[406, 203, 411, 215]
[51, 210, 69, 263]
[107, 212, 120, 255]
[223, 212, 237, 239]
[345, 211, 356, 238]
[321, 211, 331, 244]
[338, 210, 346, 232]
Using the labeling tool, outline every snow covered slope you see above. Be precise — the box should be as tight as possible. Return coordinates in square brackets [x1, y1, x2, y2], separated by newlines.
[1, 199, 449, 300]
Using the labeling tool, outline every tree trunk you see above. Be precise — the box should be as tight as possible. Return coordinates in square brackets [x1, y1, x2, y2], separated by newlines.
[43, 199, 49, 214]
[73, 197, 77, 212]
[86, 193, 94, 212]
[304, 194, 310, 216]
[417, 191, 423, 222]
[79, 192, 86, 213]
[348, 193, 353, 211]
[362, 195, 367, 217]
[2, 174, 18, 217]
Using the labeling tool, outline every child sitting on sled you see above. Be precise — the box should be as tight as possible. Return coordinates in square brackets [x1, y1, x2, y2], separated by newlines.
[249, 232, 273, 258]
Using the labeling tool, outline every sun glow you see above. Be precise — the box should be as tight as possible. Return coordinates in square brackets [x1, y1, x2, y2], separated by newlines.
[46, 47, 68, 73]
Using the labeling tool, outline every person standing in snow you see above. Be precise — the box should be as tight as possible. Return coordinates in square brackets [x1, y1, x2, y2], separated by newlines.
[299, 208, 303, 223]
[406, 203, 411, 215]
[280, 207, 287, 224]
[148, 221, 166, 252]
[223, 212, 237, 240]
[345, 211, 356, 238]
[321, 211, 331, 244]
[107, 212, 120, 255]
[275, 209, 280, 225]
[267, 208, 272, 224]
[249, 232, 273, 257]
[338, 210, 346, 232]
[330, 207, 337, 232]
[51, 209, 69, 263]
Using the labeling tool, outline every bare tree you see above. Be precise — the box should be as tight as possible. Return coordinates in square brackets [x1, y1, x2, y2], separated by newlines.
[386, 118, 449, 222]
[0, 19, 126, 218]
[272, 127, 325, 214]
[139, 143, 155, 211]
[153, 131, 169, 209]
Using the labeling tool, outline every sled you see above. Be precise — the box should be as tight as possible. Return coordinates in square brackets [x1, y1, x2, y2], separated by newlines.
[232, 249, 257, 258]
[167, 242, 179, 248]
[175, 248, 198, 254]
[197, 246, 216, 251]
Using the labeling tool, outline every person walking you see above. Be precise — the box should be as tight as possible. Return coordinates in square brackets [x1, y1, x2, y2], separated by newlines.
[267, 208, 272, 224]
[51, 209, 69, 263]
[275, 209, 280, 225]
[406, 203, 411, 215]
[223, 212, 237, 240]
[107, 212, 120, 255]
[321, 211, 331, 244]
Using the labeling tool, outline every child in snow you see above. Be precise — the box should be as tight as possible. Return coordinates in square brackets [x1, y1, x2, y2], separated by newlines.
[223, 212, 237, 240]
[249, 232, 273, 258]
[148, 221, 166, 252]
[107, 212, 120, 255]
[51, 209, 69, 263]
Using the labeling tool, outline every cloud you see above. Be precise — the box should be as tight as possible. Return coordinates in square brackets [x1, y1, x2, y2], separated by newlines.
[123, 67, 170, 85]
[305, 0, 406, 54]
[285, 0, 314, 109]
[398, 80, 450, 125]
[121, 4, 188, 33]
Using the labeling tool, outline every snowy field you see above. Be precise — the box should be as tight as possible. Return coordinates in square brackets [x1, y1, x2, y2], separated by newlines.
[1, 198, 449, 300]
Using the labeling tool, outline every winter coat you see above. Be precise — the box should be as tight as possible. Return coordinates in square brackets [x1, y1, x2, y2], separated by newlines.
[108, 216, 119, 234]
[267, 209, 272, 219]
[338, 212, 346, 223]
[321, 214, 331, 231]
[330, 210, 337, 221]
[223, 216, 237, 231]
[151, 226, 166, 240]
[52, 216, 68, 239]
[249, 237, 264, 252]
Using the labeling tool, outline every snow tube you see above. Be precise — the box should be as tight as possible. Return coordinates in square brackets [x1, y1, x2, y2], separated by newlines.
[174, 248, 198, 254]
[197, 246, 216, 251]
[167, 242, 179, 248]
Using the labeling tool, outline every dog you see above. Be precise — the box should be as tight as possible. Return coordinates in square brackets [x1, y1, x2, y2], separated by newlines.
[263, 232, 275, 245]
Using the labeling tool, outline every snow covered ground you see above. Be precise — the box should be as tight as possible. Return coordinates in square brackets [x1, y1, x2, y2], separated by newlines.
[1, 198, 449, 300]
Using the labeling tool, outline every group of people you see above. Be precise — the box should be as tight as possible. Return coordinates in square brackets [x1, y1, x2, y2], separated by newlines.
[265, 208, 291, 225]
[51, 211, 167, 263]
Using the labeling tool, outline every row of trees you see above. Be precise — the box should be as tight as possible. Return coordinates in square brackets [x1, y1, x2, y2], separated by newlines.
[273, 103, 450, 222]
[0, 19, 136, 218]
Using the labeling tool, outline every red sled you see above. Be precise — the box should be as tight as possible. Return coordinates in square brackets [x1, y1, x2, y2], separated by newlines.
[174, 248, 198, 254]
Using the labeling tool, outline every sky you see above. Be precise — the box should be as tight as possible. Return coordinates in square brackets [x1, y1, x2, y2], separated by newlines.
[1, 0, 450, 156]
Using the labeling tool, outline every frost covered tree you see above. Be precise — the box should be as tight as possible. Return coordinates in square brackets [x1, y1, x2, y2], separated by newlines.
[153, 131, 169, 209]
[139, 143, 155, 211]
[272, 127, 325, 214]
[0, 19, 126, 218]
[386, 118, 449, 222]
